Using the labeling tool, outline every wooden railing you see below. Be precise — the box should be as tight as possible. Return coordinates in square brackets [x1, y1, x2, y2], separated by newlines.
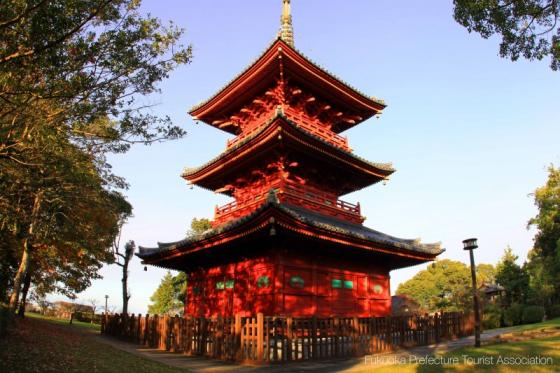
[225, 107, 350, 151]
[283, 106, 349, 151]
[226, 116, 269, 149]
[213, 180, 362, 226]
[101, 312, 466, 363]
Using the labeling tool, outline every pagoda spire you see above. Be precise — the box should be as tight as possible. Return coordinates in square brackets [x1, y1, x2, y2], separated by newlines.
[279, 0, 294, 47]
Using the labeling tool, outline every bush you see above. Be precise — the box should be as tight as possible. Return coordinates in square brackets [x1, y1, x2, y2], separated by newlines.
[504, 303, 523, 326]
[548, 304, 560, 319]
[482, 303, 502, 330]
[522, 305, 545, 324]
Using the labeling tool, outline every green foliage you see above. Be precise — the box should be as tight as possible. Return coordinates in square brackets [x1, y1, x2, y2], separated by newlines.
[504, 303, 524, 326]
[495, 247, 530, 305]
[476, 263, 496, 285]
[482, 303, 502, 329]
[172, 272, 187, 307]
[453, 0, 560, 70]
[522, 305, 545, 324]
[187, 218, 212, 237]
[527, 165, 560, 306]
[147, 271, 183, 316]
[0, 0, 191, 310]
[548, 304, 560, 318]
[396, 259, 492, 314]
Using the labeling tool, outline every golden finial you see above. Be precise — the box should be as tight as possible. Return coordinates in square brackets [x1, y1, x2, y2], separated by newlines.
[279, 0, 294, 47]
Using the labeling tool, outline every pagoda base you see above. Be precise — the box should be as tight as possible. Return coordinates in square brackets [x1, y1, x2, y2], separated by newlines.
[185, 245, 391, 318]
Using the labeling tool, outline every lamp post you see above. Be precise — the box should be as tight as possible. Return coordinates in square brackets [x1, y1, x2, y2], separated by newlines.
[463, 238, 481, 347]
[104, 295, 109, 315]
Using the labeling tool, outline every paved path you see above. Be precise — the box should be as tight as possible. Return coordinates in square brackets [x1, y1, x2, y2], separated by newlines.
[95, 327, 517, 373]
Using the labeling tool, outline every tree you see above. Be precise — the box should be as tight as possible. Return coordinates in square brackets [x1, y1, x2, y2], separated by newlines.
[454, 0, 560, 70]
[187, 218, 212, 237]
[527, 165, 560, 304]
[171, 272, 187, 311]
[148, 271, 183, 315]
[495, 247, 529, 305]
[397, 259, 493, 314]
[88, 298, 98, 323]
[0, 0, 191, 313]
[113, 240, 135, 316]
[477, 263, 496, 285]
[4, 136, 133, 311]
[524, 250, 555, 306]
[110, 193, 134, 316]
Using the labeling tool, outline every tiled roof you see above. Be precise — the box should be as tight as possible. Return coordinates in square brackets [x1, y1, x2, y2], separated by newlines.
[189, 38, 385, 114]
[181, 109, 394, 178]
[138, 191, 443, 259]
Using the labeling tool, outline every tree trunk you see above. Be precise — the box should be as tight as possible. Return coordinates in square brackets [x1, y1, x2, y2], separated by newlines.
[17, 269, 32, 317]
[122, 260, 129, 316]
[9, 190, 43, 313]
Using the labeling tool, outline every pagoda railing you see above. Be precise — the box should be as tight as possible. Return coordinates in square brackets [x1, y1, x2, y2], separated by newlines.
[213, 179, 362, 226]
[283, 106, 350, 151]
[225, 107, 350, 151]
[226, 115, 270, 149]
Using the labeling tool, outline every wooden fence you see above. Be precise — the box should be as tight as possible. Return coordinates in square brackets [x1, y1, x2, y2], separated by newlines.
[101, 312, 466, 363]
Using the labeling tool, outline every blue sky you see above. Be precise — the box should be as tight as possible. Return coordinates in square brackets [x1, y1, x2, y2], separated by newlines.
[51, 1, 560, 313]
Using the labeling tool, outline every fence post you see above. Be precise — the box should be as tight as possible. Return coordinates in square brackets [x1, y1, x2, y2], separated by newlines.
[286, 316, 293, 361]
[136, 314, 141, 343]
[435, 313, 441, 343]
[311, 316, 318, 359]
[144, 314, 149, 346]
[152, 314, 159, 348]
[101, 312, 106, 334]
[256, 313, 264, 362]
[351, 317, 359, 356]
[234, 314, 242, 361]
[333, 317, 340, 357]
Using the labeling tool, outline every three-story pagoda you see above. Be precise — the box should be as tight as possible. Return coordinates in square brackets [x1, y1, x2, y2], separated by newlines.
[138, 0, 444, 317]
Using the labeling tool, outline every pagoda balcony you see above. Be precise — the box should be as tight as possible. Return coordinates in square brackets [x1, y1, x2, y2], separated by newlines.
[213, 179, 363, 227]
[226, 107, 350, 151]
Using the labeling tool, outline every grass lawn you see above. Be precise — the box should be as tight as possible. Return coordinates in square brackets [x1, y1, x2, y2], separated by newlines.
[26, 311, 101, 331]
[0, 313, 189, 372]
[367, 318, 560, 373]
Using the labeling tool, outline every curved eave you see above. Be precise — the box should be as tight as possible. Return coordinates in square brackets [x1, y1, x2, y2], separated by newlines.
[189, 39, 386, 132]
[137, 197, 443, 269]
[181, 113, 394, 194]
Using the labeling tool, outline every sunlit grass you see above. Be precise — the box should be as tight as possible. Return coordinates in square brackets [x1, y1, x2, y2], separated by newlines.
[485, 316, 560, 333]
[351, 318, 560, 373]
[26, 311, 101, 331]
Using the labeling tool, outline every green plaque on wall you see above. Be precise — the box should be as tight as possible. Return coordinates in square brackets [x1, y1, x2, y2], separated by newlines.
[257, 275, 270, 288]
[289, 275, 305, 288]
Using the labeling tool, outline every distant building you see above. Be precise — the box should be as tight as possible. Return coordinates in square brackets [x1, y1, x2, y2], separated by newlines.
[391, 295, 422, 316]
[479, 283, 505, 304]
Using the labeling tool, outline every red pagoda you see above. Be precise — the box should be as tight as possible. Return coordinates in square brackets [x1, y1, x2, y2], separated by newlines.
[138, 0, 443, 318]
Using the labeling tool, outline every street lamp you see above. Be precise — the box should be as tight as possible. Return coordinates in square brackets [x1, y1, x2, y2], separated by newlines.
[105, 295, 109, 315]
[463, 238, 481, 347]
